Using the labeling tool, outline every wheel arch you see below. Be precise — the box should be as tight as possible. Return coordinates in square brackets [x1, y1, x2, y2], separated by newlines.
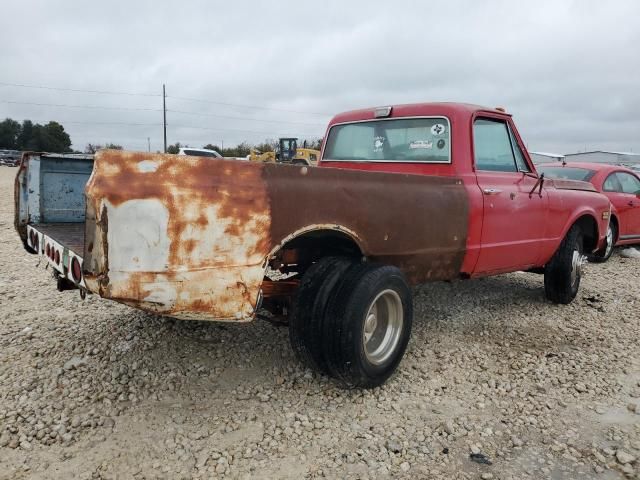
[571, 213, 599, 253]
[266, 225, 365, 268]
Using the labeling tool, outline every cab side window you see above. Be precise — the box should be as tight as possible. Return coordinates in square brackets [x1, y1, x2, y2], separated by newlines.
[508, 125, 530, 172]
[473, 119, 517, 172]
[616, 172, 640, 194]
[603, 173, 623, 192]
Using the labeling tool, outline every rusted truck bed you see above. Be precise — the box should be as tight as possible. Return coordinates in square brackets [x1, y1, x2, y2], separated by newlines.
[31, 223, 85, 254]
[16, 150, 468, 322]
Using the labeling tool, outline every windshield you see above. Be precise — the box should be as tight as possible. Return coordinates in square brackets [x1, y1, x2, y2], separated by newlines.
[323, 117, 451, 163]
[537, 166, 596, 182]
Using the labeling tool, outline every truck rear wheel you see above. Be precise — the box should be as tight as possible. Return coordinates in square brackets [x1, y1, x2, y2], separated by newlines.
[544, 225, 585, 304]
[289, 257, 352, 374]
[323, 263, 413, 388]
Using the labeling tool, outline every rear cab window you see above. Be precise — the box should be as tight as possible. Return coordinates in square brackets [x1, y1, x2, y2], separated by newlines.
[323, 117, 451, 163]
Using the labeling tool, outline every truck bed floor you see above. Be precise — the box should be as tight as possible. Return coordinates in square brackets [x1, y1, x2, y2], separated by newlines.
[33, 223, 85, 255]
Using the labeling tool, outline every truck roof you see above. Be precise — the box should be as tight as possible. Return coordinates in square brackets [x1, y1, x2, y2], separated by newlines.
[329, 102, 509, 125]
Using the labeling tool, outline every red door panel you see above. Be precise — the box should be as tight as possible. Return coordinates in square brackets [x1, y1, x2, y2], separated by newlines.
[474, 172, 548, 273]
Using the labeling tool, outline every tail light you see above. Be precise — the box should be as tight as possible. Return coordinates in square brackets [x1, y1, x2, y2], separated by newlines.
[54, 250, 60, 265]
[46, 244, 51, 257]
[71, 257, 82, 283]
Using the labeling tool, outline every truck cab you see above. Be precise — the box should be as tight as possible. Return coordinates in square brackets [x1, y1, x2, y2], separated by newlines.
[319, 102, 609, 278]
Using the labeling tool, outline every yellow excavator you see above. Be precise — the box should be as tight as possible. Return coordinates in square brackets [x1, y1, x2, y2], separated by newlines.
[248, 138, 319, 166]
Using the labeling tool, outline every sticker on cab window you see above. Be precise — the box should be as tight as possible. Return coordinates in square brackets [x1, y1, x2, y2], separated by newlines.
[437, 139, 446, 149]
[409, 140, 433, 149]
[431, 124, 446, 136]
[373, 136, 385, 152]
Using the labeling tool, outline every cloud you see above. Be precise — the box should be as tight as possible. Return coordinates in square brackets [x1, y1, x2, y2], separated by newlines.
[1, 0, 638, 153]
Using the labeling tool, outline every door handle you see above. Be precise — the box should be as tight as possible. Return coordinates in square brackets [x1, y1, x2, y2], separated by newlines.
[483, 188, 502, 195]
[629, 201, 635, 206]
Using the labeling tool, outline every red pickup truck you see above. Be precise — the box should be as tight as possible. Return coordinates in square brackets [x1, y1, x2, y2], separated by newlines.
[15, 102, 610, 387]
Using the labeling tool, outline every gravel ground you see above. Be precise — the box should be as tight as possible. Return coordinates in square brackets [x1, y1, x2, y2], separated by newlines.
[1, 165, 639, 479]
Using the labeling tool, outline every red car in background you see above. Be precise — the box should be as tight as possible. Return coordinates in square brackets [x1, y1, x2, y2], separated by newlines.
[538, 162, 640, 261]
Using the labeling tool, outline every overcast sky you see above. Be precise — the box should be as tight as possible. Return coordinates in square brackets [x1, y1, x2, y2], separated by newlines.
[1, 0, 639, 154]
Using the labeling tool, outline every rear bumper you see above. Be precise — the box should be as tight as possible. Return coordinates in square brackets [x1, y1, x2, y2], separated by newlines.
[26, 224, 86, 289]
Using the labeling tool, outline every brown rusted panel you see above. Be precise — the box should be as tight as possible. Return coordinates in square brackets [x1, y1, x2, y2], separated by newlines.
[13, 153, 29, 243]
[83, 150, 271, 321]
[263, 163, 468, 283]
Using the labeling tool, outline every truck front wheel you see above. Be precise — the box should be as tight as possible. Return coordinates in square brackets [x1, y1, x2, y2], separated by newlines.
[544, 225, 585, 304]
[323, 263, 413, 388]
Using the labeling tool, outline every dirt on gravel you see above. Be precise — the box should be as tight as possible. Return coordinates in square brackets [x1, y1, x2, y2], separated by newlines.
[0, 165, 639, 480]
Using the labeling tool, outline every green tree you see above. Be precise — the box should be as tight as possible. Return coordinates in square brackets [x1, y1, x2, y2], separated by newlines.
[0, 118, 21, 149]
[254, 139, 277, 153]
[39, 121, 72, 153]
[17, 120, 35, 150]
[166, 142, 182, 154]
[202, 143, 222, 153]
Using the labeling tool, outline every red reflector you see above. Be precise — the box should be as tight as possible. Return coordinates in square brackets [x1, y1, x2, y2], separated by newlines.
[71, 257, 82, 283]
[55, 250, 60, 265]
[46, 244, 51, 257]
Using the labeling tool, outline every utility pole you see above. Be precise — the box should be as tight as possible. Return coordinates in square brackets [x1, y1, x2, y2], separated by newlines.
[221, 139, 224, 153]
[147, 137, 151, 152]
[162, 84, 167, 153]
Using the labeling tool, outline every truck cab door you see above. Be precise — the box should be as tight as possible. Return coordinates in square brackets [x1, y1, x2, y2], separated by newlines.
[472, 117, 549, 274]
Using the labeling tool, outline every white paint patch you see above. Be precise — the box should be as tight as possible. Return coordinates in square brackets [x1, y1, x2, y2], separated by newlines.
[141, 281, 179, 305]
[105, 199, 171, 271]
[137, 160, 159, 173]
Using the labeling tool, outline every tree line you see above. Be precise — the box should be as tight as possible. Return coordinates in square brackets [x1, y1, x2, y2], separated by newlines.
[0, 118, 72, 153]
[1, 117, 322, 156]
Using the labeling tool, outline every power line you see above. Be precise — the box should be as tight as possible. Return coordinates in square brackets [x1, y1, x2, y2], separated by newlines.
[0, 99, 161, 112]
[2, 99, 326, 126]
[167, 109, 326, 126]
[0, 80, 332, 117]
[58, 120, 162, 127]
[171, 124, 322, 138]
[0, 81, 160, 97]
[19, 116, 321, 138]
[167, 95, 331, 116]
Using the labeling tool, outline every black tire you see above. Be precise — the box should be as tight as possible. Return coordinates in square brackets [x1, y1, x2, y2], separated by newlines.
[322, 263, 413, 388]
[289, 257, 352, 374]
[544, 225, 584, 304]
[588, 221, 617, 263]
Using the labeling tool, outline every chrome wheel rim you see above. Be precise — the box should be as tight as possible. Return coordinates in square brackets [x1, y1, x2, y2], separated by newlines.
[570, 247, 586, 285]
[604, 225, 614, 257]
[363, 289, 403, 365]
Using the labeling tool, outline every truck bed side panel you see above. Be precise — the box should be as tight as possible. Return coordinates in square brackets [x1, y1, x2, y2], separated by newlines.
[264, 164, 468, 283]
[83, 151, 468, 321]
